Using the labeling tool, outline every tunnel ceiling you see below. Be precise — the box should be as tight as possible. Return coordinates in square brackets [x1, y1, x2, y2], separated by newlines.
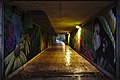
[11, 0, 114, 33]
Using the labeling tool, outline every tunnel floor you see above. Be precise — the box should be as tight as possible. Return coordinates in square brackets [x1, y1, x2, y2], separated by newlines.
[9, 42, 109, 80]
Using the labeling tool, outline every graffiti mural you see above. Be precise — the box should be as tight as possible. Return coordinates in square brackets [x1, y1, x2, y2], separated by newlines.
[83, 8, 116, 75]
[4, 6, 28, 76]
[93, 8, 116, 75]
[80, 22, 94, 62]
[4, 6, 52, 77]
[70, 29, 78, 51]
[69, 7, 116, 76]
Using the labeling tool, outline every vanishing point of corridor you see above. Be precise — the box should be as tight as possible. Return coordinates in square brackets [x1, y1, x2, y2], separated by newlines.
[9, 42, 108, 80]
[1, 1, 120, 80]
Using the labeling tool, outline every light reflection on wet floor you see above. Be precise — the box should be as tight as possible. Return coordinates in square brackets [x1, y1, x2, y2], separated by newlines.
[10, 43, 109, 80]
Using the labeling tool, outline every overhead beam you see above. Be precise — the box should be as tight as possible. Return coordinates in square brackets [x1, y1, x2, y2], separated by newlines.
[0, 2, 2, 80]
[11, 0, 115, 1]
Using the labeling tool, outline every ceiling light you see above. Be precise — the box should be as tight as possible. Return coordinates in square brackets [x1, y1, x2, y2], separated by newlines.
[67, 32, 70, 34]
[76, 25, 80, 29]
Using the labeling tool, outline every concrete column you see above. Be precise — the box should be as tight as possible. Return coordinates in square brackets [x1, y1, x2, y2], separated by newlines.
[0, 3, 1, 80]
[0, 1, 4, 80]
[116, 0, 120, 78]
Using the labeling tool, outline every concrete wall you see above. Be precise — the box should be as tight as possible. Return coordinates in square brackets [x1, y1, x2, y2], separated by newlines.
[116, 0, 120, 78]
[0, 2, 3, 80]
[0, 3, 2, 80]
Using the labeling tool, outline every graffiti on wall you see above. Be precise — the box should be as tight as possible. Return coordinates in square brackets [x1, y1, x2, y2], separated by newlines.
[4, 6, 52, 77]
[84, 8, 116, 75]
[93, 8, 116, 74]
[80, 22, 94, 61]
[4, 6, 28, 76]
[70, 7, 116, 75]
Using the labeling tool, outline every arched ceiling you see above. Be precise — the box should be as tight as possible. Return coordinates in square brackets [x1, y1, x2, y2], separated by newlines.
[11, 0, 115, 33]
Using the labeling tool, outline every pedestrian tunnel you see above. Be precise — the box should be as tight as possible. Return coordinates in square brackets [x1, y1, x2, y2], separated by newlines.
[1, 0, 120, 80]
[8, 42, 108, 80]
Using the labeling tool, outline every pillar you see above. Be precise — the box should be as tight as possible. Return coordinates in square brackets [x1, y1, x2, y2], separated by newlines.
[116, 0, 120, 78]
[0, 0, 4, 79]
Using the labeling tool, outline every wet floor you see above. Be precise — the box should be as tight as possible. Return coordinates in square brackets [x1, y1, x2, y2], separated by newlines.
[9, 42, 109, 80]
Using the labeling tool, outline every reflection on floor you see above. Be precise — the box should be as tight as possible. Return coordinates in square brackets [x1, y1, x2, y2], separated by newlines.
[9, 42, 109, 80]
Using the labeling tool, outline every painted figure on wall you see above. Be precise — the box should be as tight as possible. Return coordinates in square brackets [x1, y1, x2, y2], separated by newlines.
[93, 7, 116, 75]
[79, 24, 94, 62]
[93, 18, 115, 74]
[81, 44, 94, 61]
[5, 8, 27, 76]
[6, 20, 16, 53]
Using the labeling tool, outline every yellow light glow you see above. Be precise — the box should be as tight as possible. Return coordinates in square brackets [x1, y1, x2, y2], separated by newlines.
[54, 20, 80, 27]
[76, 25, 80, 29]
[65, 49, 71, 66]
[67, 32, 70, 35]
[68, 33, 70, 45]
[61, 42, 65, 51]
[78, 27, 82, 51]
[78, 27, 82, 39]
[61, 41, 71, 66]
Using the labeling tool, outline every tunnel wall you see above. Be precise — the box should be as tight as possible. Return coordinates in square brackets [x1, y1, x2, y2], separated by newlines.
[69, 7, 116, 76]
[4, 5, 53, 77]
[0, 2, 3, 79]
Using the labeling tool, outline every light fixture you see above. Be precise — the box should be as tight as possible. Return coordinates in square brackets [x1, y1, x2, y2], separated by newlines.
[67, 32, 70, 35]
[76, 25, 80, 29]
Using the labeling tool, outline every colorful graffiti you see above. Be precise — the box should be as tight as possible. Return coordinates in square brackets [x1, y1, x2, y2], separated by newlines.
[93, 8, 116, 75]
[69, 7, 116, 75]
[4, 6, 28, 76]
[80, 22, 94, 61]
[4, 6, 53, 77]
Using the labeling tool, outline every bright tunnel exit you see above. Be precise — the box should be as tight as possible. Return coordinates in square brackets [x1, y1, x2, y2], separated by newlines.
[56, 34, 66, 45]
